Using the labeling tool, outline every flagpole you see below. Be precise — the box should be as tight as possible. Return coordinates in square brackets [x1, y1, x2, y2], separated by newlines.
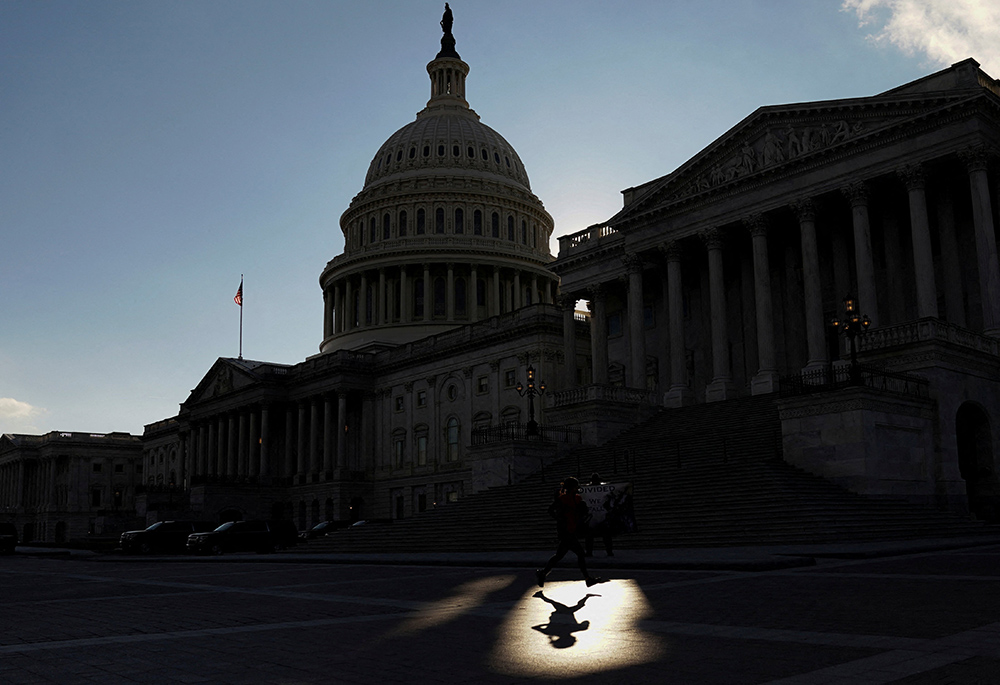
[238, 275, 244, 360]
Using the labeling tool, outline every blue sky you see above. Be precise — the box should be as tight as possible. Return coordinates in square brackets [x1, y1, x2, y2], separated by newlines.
[2, 0, 999, 435]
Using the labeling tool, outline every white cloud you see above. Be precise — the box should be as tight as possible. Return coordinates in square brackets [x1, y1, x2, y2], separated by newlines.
[843, 0, 1000, 75]
[0, 397, 46, 434]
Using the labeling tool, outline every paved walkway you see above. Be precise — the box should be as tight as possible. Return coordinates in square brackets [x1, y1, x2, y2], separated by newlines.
[3, 536, 1000, 683]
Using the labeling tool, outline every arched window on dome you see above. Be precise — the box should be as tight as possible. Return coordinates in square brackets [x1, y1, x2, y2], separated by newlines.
[531, 225, 537, 248]
[467, 146, 475, 158]
[434, 277, 446, 316]
[455, 278, 467, 316]
[437, 145, 445, 157]
[422, 145, 430, 158]
[481, 148, 488, 161]
[416, 209, 426, 235]
[435, 208, 445, 234]
[369, 217, 376, 243]
[494, 152, 501, 164]
[383, 213, 390, 240]
[505, 156, 511, 168]
[414, 278, 424, 319]
[473, 210, 483, 236]
[396, 150, 402, 162]
[409, 147, 416, 159]
[506, 216, 514, 241]
[399, 210, 407, 237]
[453, 145, 460, 157]
[454, 208, 464, 234]
[491, 212, 500, 238]
[521, 220, 527, 245]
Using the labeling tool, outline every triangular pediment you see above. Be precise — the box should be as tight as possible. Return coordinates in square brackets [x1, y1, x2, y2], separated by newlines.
[184, 358, 267, 406]
[614, 59, 996, 223]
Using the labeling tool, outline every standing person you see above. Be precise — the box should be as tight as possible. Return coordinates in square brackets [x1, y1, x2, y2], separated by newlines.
[536, 477, 605, 587]
[584, 472, 614, 558]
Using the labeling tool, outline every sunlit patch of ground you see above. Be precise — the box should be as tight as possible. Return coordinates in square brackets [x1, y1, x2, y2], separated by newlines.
[488, 579, 665, 679]
[389, 574, 517, 636]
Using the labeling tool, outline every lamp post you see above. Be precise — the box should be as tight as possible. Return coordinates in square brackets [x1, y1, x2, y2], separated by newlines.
[830, 295, 871, 385]
[515, 364, 546, 436]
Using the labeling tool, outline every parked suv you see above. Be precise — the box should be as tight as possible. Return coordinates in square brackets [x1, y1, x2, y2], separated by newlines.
[186, 520, 299, 555]
[120, 521, 215, 554]
[0, 522, 17, 554]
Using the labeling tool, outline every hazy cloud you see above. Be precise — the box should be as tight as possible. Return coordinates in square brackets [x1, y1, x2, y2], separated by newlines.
[0, 397, 45, 434]
[843, 0, 1000, 74]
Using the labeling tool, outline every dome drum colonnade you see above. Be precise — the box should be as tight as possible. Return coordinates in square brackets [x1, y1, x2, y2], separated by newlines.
[320, 27, 558, 353]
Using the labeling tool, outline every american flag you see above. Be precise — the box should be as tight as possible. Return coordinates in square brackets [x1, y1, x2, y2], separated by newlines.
[234, 279, 243, 307]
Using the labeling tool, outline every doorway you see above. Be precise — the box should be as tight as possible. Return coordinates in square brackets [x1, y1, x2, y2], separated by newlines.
[956, 402, 998, 521]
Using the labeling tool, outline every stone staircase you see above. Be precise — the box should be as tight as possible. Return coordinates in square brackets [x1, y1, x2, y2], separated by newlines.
[305, 395, 988, 553]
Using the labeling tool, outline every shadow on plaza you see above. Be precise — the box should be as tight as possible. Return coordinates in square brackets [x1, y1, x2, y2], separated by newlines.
[531, 590, 601, 648]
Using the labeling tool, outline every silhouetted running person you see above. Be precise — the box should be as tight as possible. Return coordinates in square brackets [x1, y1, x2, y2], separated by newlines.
[536, 476, 606, 587]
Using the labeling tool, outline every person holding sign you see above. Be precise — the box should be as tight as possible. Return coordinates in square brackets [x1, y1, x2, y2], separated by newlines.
[584, 472, 614, 558]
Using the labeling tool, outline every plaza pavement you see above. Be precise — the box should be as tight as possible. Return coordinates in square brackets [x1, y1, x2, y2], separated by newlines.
[2, 535, 999, 684]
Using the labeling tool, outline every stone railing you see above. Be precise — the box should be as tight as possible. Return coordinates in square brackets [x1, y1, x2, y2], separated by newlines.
[550, 384, 658, 408]
[557, 223, 621, 256]
[329, 235, 548, 269]
[470, 422, 582, 446]
[780, 363, 930, 399]
[859, 318, 999, 356]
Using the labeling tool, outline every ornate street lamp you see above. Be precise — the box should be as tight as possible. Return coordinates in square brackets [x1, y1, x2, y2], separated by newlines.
[830, 295, 871, 385]
[515, 365, 546, 436]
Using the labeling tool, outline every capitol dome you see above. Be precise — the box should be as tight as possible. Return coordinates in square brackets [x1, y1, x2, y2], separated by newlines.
[318, 14, 558, 354]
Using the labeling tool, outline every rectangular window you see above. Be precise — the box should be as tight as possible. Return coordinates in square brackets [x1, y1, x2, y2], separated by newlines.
[476, 376, 489, 394]
[394, 396, 404, 412]
[417, 436, 427, 466]
[394, 439, 404, 467]
[114, 463, 124, 473]
[91, 489, 101, 508]
[447, 491, 459, 503]
[417, 390, 427, 407]
[92, 462, 102, 473]
[135, 465, 143, 475]
[504, 369, 516, 387]
[418, 493, 427, 512]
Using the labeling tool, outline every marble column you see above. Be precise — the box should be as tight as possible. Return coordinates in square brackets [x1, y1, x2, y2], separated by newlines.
[378, 268, 386, 325]
[309, 400, 320, 476]
[400, 266, 410, 324]
[588, 284, 609, 385]
[211, 419, 221, 477]
[701, 230, 734, 400]
[337, 394, 348, 469]
[344, 279, 354, 331]
[226, 414, 237, 477]
[664, 243, 694, 406]
[323, 397, 334, 474]
[794, 199, 829, 373]
[559, 293, 577, 388]
[747, 215, 778, 394]
[248, 410, 259, 478]
[623, 253, 648, 390]
[422, 264, 431, 320]
[899, 164, 939, 318]
[842, 181, 880, 326]
[359, 273, 369, 327]
[237, 411, 248, 477]
[333, 284, 341, 334]
[961, 146, 1000, 335]
[492, 267, 501, 316]
[296, 403, 307, 478]
[259, 406, 270, 477]
[513, 271, 522, 309]
[284, 407, 295, 479]
[470, 265, 479, 322]
[935, 188, 966, 327]
[446, 263, 455, 321]
[531, 275, 539, 306]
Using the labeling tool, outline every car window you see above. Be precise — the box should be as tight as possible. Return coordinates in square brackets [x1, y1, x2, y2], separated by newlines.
[214, 522, 235, 532]
[146, 522, 164, 531]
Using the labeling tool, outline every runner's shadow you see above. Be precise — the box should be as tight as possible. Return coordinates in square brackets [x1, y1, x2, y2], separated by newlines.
[530, 591, 601, 649]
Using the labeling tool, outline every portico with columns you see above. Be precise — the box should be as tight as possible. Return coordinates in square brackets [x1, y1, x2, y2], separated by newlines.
[552, 59, 1000, 513]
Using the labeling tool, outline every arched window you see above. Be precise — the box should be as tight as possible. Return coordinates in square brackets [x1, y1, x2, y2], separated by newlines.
[422, 145, 430, 157]
[392, 429, 406, 468]
[491, 212, 499, 238]
[455, 278, 467, 316]
[521, 220, 527, 244]
[474, 210, 483, 236]
[416, 208, 425, 235]
[435, 207, 445, 234]
[467, 146, 475, 158]
[452, 145, 460, 157]
[507, 215, 514, 241]
[434, 277, 446, 316]
[383, 213, 391, 240]
[446, 418, 460, 462]
[414, 425, 428, 467]
[414, 278, 424, 318]
[399, 210, 407, 237]
[454, 208, 464, 234]
[366, 284, 374, 325]
[408, 146, 416, 159]
[369, 217, 376, 243]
